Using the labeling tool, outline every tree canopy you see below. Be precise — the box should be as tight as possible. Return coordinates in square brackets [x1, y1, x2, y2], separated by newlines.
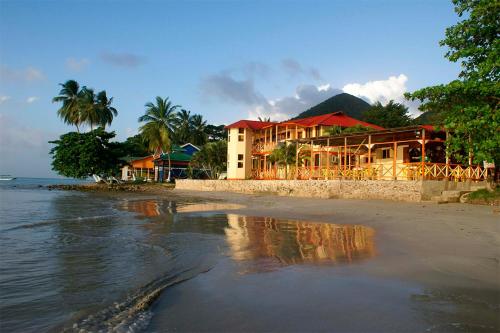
[405, 0, 499, 165]
[138, 96, 178, 153]
[52, 80, 118, 131]
[189, 141, 227, 179]
[361, 100, 413, 128]
[49, 128, 121, 179]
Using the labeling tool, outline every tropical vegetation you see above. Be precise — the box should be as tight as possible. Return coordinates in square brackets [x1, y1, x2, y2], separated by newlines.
[405, 0, 499, 165]
[52, 80, 118, 132]
[189, 140, 228, 179]
[49, 128, 121, 179]
[361, 100, 413, 128]
[268, 143, 297, 178]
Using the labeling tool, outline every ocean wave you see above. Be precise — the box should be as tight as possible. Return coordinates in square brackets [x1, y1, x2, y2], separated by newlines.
[57, 266, 212, 333]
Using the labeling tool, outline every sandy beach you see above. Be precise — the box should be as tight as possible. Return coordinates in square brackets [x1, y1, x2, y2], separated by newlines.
[144, 189, 500, 332]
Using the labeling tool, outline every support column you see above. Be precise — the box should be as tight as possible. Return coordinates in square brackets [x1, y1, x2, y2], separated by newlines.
[264, 155, 267, 179]
[295, 143, 299, 180]
[445, 130, 450, 178]
[468, 135, 472, 180]
[310, 140, 314, 180]
[344, 137, 347, 176]
[421, 129, 426, 180]
[368, 135, 372, 179]
[326, 138, 330, 180]
[393, 141, 397, 180]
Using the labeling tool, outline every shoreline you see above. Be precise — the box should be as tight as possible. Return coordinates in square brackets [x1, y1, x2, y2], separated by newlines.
[48, 181, 499, 206]
[47, 182, 175, 193]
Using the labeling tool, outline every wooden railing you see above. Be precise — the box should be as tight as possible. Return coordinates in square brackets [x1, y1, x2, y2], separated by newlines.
[252, 162, 487, 182]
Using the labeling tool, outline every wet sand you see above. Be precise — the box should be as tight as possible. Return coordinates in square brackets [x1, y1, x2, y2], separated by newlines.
[148, 190, 500, 332]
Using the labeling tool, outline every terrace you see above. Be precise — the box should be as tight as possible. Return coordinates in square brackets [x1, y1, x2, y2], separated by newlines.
[251, 126, 488, 182]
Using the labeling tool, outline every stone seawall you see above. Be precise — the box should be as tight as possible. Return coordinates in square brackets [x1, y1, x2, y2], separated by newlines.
[175, 179, 423, 202]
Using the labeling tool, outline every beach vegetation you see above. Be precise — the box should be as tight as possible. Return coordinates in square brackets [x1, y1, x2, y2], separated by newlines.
[189, 140, 227, 179]
[53, 80, 118, 132]
[405, 0, 499, 165]
[49, 128, 121, 179]
[269, 143, 297, 178]
[205, 124, 227, 142]
[172, 110, 209, 146]
[362, 100, 413, 128]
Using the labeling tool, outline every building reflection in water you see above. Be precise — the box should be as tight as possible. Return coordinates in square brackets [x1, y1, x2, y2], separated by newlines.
[225, 214, 375, 266]
[116, 200, 376, 267]
[117, 200, 162, 217]
[117, 200, 244, 218]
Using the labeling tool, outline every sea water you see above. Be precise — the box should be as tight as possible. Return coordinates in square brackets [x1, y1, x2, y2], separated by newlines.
[1, 178, 498, 333]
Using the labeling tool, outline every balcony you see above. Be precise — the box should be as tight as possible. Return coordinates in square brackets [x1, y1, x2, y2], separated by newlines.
[252, 142, 277, 154]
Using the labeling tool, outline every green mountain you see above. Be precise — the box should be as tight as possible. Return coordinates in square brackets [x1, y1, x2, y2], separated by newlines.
[294, 93, 371, 119]
[413, 110, 443, 125]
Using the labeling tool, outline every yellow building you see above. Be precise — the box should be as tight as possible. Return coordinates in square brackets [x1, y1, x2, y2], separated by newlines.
[225, 112, 488, 182]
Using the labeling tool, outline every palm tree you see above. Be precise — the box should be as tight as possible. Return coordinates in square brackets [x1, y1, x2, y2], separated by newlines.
[53, 81, 118, 131]
[269, 143, 296, 179]
[52, 80, 83, 132]
[258, 116, 271, 122]
[173, 109, 191, 144]
[190, 114, 208, 146]
[78, 87, 98, 130]
[94, 90, 118, 129]
[138, 96, 180, 181]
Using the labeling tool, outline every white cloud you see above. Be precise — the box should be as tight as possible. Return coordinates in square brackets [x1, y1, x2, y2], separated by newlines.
[0, 65, 45, 82]
[26, 96, 39, 104]
[65, 57, 89, 72]
[342, 74, 422, 115]
[0, 96, 10, 104]
[342, 74, 408, 105]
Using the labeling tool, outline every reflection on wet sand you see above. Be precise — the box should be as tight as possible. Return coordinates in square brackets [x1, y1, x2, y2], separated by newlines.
[176, 203, 245, 213]
[118, 200, 162, 217]
[225, 214, 375, 267]
[117, 200, 244, 217]
[116, 200, 376, 268]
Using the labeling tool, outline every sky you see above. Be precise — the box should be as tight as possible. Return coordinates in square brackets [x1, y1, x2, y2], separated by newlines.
[0, 0, 461, 177]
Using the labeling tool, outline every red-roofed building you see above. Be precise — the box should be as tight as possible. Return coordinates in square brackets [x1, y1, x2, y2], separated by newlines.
[224, 112, 488, 182]
[225, 112, 383, 179]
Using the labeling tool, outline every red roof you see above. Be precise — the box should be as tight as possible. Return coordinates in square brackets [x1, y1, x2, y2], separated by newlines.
[282, 112, 383, 130]
[225, 112, 384, 131]
[225, 119, 276, 130]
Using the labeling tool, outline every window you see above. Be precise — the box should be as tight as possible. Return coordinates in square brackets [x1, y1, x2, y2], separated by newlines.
[237, 154, 244, 168]
[237, 162, 243, 168]
[238, 154, 244, 161]
[238, 128, 244, 142]
[305, 128, 312, 138]
[238, 128, 244, 134]
[314, 154, 320, 167]
[287, 131, 291, 139]
[382, 148, 391, 159]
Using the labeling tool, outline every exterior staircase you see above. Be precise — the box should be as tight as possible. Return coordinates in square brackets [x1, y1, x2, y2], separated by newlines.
[430, 184, 486, 204]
